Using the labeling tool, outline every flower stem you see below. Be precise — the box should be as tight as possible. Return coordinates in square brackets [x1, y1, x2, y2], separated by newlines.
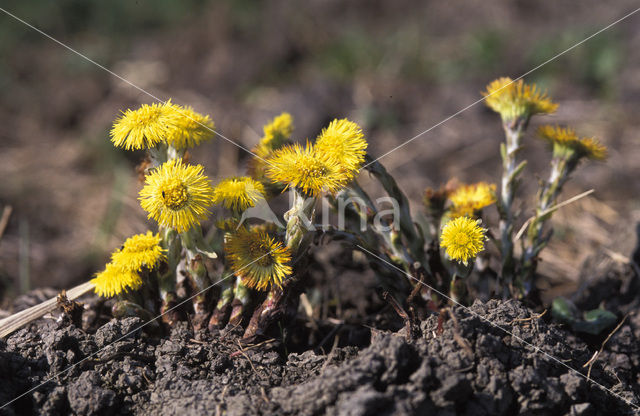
[158, 227, 182, 325]
[498, 119, 527, 297]
[520, 154, 571, 293]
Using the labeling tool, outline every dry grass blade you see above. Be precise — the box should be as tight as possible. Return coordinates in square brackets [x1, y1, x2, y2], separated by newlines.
[515, 189, 595, 241]
[0, 281, 94, 338]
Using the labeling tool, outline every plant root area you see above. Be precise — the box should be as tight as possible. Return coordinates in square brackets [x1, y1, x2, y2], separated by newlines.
[2, 292, 640, 416]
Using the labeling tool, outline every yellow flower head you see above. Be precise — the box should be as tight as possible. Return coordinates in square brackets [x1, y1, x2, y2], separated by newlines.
[110, 101, 181, 150]
[538, 125, 607, 161]
[139, 159, 215, 232]
[449, 182, 497, 218]
[440, 217, 487, 265]
[266, 142, 348, 196]
[213, 176, 266, 212]
[315, 118, 367, 179]
[91, 263, 143, 297]
[165, 105, 215, 149]
[249, 113, 294, 181]
[257, 112, 294, 155]
[111, 231, 166, 272]
[483, 77, 558, 121]
[225, 228, 292, 291]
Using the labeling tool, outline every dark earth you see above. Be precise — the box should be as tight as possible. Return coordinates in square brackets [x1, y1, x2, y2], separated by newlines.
[2, 268, 640, 416]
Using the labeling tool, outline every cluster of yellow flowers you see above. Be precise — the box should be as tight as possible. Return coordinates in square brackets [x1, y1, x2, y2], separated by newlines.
[266, 119, 367, 196]
[89, 74, 606, 330]
[92, 232, 165, 297]
[96, 103, 372, 299]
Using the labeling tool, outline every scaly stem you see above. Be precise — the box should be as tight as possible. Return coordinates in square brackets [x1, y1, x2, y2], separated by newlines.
[158, 227, 182, 325]
[364, 156, 425, 265]
[498, 118, 528, 297]
[228, 276, 251, 326]
[208, 273, 234, 330]
[520, 154, 572, 294]
[242, 188, 315, 341]
[181, 226, 213, 330]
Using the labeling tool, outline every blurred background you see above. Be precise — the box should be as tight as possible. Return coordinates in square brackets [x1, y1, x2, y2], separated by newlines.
[0, 0, 639, 304]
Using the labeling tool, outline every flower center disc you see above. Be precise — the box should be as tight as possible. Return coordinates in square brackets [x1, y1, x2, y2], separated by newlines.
[454, 232, 470, 247]
[249, 241, 273, 267]
[161, 180, 189, 210]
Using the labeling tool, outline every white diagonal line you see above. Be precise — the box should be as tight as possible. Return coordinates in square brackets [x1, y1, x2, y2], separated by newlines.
[363, 6, 640, 169]
[357, 244, 640, 412]
[0, 249, 276, 410]
[0, 6, 270, 165]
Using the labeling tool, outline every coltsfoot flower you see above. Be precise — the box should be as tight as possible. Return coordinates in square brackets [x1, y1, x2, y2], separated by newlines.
[91, 263, 143, 297]
[256, 112, 294, 156]
[165, 105, 215, 149]
[315, 118, 367, 178]
[139, 159, 215, 232]
[225, 228, 292, 291]
[538, 125, 607, 161]
[249, 113, 294, 181]
[213, 177, 266, 212]
[449, 182, 497, 218]
[266, 143, 349, 196]
[111, 231, 166, 272]
[483, 77, 558, 121]
[110, 101, 181, 150]
[440, 217, 487, 265]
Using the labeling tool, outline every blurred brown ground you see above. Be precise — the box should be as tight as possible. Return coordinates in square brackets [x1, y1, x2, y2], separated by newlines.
[0, 0, 639, 302]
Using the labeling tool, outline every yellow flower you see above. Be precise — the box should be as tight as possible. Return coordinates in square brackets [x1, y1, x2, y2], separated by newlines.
[225, 228, 292, 291]
[538, 125, 608, 161]
[139, 159, 215, 232]
[91, 263, 143, 297]
[266, 142, 349, 196]
[111, 231, 166, 272]
[213, 176, 266, 212]
[110, 101, 181, 150]
[315, 118, 367, 179]
[440, 217, 487, 265]
[257, 112, 294, 156]
[249, 113, 294, 181]
[483, 77, 558, 121]
[165, 105, 215, 149]
[578, 137, 608, 161]
[449, 182, 497, 218]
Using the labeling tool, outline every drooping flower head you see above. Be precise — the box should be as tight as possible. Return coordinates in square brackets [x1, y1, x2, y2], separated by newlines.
[440, 217, 487, 265]
[91, 263, 143, 297]
[483, 77, 558, 122]
[538, 125, 607, 161]
[449, 182, 497, 218]
[165, 105, 215, 149]
[212, 176, 266, 212]
[111, 231, 166, 272]
[225, 227, 292, 291]
[315, 118, 367, 179]
[139, 159, 215, 232]
[110, 101, 181, 150]
[266, 142, 349, 196]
